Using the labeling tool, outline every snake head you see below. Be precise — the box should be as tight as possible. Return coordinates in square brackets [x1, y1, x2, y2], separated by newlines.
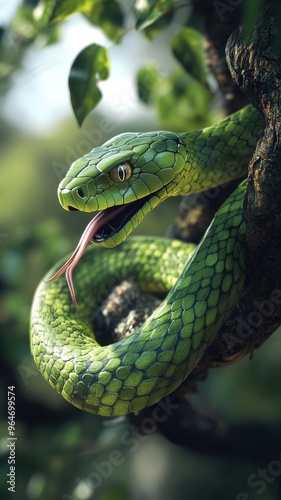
[47, 131, 186, 305]
[58, 131, 187, 248]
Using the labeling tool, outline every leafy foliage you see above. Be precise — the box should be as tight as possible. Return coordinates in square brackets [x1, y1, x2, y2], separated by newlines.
[135, 0, 178, 30]
[171, 27, 207, 86]
[2, 0, 279, 125]
[137, 65, 213, 131]
[49, 0, 124, 41]
[69, 44, 110, 126]
[0, 5, 59, 95]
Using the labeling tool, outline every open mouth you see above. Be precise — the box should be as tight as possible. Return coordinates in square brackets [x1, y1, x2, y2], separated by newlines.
[45, 193, 154, 306]
[93, 194, 152, 242]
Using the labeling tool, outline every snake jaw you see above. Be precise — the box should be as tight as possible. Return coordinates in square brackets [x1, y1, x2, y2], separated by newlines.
[46, 182, 172, 305]
[45, 204, 128, 306]
[92, 192, 155, 243]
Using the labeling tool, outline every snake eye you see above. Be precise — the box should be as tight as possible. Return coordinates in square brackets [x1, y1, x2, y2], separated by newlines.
[110, 162, 132, 183]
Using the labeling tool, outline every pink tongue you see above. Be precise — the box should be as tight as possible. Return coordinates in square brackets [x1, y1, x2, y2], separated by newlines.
[45, 205, 127, 308]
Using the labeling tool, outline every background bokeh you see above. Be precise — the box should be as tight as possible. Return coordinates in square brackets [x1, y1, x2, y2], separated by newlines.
[0, 2, 280, 499]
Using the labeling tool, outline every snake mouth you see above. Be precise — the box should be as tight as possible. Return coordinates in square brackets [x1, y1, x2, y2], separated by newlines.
[45, 192, 156, 306]
[93, 194, 152, 243]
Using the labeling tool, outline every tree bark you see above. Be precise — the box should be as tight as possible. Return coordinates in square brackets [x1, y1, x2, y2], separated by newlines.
[128, 2, 281, 450]
[168, 0, 247, 245]
[215, 2, 281, 358]
[94, 2, 280, 453]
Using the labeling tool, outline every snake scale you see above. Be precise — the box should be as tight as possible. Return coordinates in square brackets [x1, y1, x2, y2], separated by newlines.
[30, 105, 264, 416]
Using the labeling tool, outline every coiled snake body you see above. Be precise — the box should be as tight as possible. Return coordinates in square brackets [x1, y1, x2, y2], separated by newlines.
[30, 105, 264, 416]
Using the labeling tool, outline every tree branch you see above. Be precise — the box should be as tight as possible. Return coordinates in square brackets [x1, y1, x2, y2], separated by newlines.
[95, 2, 280, 453]
[128, 3, 281, 450]
[168, 0, 247, 245]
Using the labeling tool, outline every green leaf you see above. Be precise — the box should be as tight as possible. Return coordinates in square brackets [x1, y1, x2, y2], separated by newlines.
[136, 65, 160, 103]
[49, 0, 124, 42]
[135, 0, 177, 31]
[49, 0, 92, 23]
[136, 64, 213, 132]
[85, 0, 124, 42]
[32, 0, 56, 27]
[171, 27, 207, 85]
[142, 11, 173, 40]
[68, 44, 110, 126]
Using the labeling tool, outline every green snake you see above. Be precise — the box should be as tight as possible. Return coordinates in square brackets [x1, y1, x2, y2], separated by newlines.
[30, 105, 264, 416]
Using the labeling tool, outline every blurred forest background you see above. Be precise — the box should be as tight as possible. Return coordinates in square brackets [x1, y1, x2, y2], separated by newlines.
[0, 1, 280, 499]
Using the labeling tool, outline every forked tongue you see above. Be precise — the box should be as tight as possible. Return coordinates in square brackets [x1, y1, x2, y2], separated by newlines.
[45, 205, 127, 308]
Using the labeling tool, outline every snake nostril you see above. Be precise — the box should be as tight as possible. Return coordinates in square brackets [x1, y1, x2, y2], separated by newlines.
[77, 188, 86, 198]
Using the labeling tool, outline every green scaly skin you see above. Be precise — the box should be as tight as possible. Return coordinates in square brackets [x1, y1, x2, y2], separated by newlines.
[30, 105, 264, 416]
